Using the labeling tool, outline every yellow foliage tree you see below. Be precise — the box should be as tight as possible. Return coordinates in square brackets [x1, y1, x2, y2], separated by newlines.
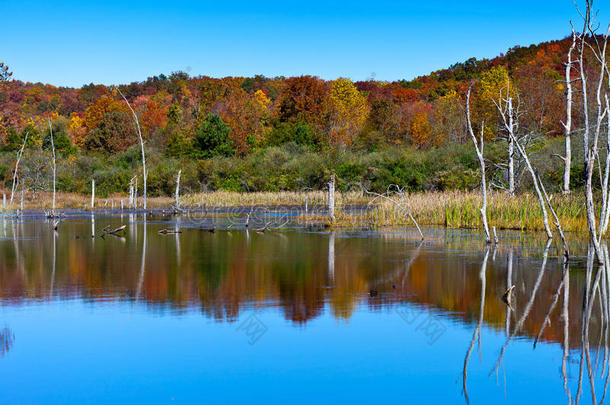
[327, 78, 369, 147]
[68, 113, 87, 146]
[82, 95, 128, 131]
[474, 65, 513, 138]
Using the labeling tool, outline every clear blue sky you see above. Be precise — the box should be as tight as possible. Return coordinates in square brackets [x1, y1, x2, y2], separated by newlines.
[2, 0, 609, 88]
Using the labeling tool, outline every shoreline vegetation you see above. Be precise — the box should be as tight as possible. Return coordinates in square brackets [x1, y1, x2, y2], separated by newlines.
[1, 10, 608, 243]
[2, 189, 591, 234]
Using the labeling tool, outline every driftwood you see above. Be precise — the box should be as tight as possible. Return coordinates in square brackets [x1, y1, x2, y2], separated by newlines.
[501, 285, 515, 309]
[102, 225, 126, 235]
[255, 225, 268, 234]
[158, 228, 182, 235]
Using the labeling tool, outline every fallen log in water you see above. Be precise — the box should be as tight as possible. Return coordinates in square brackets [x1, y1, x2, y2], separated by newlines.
[158, 228, 182, 235]
[102, 225, 127, 235]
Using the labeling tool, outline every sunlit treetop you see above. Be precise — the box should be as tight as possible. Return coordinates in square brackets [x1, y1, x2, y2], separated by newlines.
[0, 62, 12, 82]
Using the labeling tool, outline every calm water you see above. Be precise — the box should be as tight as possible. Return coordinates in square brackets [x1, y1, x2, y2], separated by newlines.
[0, 212, 605, 404]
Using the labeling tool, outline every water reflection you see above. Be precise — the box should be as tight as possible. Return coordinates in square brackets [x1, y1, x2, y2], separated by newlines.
[1, 215, 610, 403]
[0, 326, 14, 357]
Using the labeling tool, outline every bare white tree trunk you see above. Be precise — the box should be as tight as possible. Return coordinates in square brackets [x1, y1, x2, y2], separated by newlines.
[466, 86, 491, 243]
[117, 88, 147, 210]
[577, 2, 607, 263]
[493, 85, 553, 239]
[175, 169, 182, 209]
[129, 176, 135, 208]
[562, 30, 577, 195]
[19, 182, 23, 213]
[328, 174, 335, 222]
[91, 179, 95, 209]
[48, 120, 56, 216]
[507, 97, 515, 196]
[602, 96, 610, 235]
[10, 132, 28, 204]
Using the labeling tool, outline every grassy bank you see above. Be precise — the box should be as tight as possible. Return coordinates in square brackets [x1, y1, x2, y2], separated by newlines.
[302, 191, 588, 234]
[1, 189, 590, 234]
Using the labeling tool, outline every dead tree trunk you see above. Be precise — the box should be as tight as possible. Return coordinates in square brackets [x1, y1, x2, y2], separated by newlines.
[117, 88, 147, 210]
[48, 120, 56, 216]
[577, 2, 607, 263]
[562, 30, 577, 195]
[328, 174, 335, 223]
[91, 179, 95, 209]
[494, 87, 553, 240]
[466, 85, 491, 243]
[10, 132, 28, 204]
[175, 169, 181, 209]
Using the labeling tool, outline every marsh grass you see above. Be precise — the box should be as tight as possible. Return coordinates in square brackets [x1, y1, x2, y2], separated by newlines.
[0, 189, 589, 234]
[297, 191, 588, 233]
[341, 191, 588, 233]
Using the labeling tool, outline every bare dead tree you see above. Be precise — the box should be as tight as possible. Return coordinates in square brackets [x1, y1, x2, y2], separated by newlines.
[10, 131, 28, 204]
[47, 120, 56, 216]
[557, 28, 578, 195]
[117, 87, 147, 210]
[493, 85, 553, 239]
[129, 176, 136, 208]
[466, 85, 491, 243]
[365, 184, 424, 240]
[328, 174, 335, 223]
[175, 169, 182, 209]
[493, 79, 517, 196]
[575, 0, 610, 263]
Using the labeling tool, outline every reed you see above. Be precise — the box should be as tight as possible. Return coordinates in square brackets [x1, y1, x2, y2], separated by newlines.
[330, 191, 589, 233]
[0, 188, 590, 234]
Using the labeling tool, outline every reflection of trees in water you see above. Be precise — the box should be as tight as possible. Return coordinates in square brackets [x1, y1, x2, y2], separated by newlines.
[462, 246, 489, 405]
[0, 219, 603, 346]
[0, 326, 14, 357]
[460, 242, 610, 404]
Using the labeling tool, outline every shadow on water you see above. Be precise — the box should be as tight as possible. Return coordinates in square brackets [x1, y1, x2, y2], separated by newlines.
[0, 210, 607, 402]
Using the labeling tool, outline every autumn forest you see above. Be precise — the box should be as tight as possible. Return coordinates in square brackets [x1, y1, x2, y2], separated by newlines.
[0, 36, 582, 197]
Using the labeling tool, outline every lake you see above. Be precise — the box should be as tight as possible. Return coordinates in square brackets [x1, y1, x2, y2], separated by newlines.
[0, 211, 605, 404]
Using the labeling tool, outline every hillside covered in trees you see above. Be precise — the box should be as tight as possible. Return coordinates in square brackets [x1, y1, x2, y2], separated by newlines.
[0, 36, 581, 196]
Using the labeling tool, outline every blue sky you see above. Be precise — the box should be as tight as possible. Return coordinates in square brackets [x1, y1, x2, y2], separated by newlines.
[2, 0, 608, 87]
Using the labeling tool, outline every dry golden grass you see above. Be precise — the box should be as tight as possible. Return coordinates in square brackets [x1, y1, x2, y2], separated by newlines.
[0, 188, 589, 234]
